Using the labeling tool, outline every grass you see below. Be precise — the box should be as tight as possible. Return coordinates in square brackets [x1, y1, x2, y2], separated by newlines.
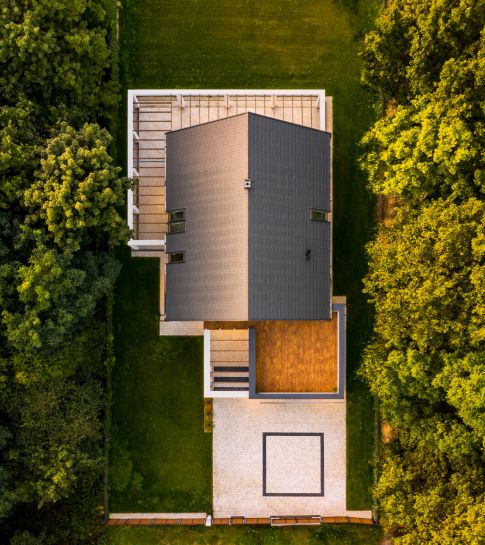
[110, 254, 211, 512]
[105, 524, 382, 545]
[112, 0, 381, 514]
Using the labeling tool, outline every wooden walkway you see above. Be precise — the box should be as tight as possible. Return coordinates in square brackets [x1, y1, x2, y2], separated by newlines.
[133, 96, 171, 240]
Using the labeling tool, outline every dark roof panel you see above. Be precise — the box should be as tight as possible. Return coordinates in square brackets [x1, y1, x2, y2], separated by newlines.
[165, 113, 332, 321]
[165, 114, 249, 321]
[247, 113, 331, 320]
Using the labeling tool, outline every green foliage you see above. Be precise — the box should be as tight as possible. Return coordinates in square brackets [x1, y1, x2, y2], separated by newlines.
[10, 531, 54, 545]
[361, 91, 484, 202]
[361, 2, 485, 542]
[0, 0, 121, 542]
[0, 101, 41, 208]
[3, 246, 120, 353]
[361, 22, 484, 203]
[0, 0, 118, 124]
[361, 0, 484, 102]
[8, 377, 103, 507]
[24, 123, 131, 252]
[364, 199, 483, 358]
[0, 323, 107, 525]
[362, 200, 485, 542]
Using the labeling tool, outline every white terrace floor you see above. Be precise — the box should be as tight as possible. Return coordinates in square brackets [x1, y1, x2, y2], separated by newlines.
[213, 398, 372, 519]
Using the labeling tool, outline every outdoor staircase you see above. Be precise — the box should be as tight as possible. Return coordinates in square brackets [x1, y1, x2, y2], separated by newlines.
[210, 330, 249, 392]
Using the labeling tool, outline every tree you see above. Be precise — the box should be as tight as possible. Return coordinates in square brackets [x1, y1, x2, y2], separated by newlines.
[0, 101, 41, 208]
[360, 43, 484, 203]
[0, 0, 118, 124]
[362, 199, 485, 542]
[364, 199, 483, 356]
[7, 377, 103, 507]
[361, 2, 485, 543]
[0, 2, 121, 542]
[375, 446, 485, 545]
[2, 245, 120, 353]
[361, 0, 484, 103]
[24, 123, 131, 253]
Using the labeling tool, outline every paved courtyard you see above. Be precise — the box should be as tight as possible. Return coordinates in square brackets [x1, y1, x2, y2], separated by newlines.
[213, 398, 371, 518]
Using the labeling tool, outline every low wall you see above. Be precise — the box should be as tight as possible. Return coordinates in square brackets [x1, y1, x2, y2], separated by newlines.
[107, 513, 375, 526]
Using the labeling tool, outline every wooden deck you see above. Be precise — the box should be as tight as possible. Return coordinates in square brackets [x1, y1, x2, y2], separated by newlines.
[253, 318, 338, 393]
[205, 317, 338, 393]
[133, 97, 172, 240]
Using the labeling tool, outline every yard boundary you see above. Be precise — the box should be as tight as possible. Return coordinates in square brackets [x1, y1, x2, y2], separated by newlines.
[107, 513, 376, 527]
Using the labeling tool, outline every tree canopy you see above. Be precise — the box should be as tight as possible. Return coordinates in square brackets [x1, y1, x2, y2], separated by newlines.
[360, 1, 485, 543]
[24, 123, 131, 252]
[0, 0, 117, 124]
[0, 1, 126, 543]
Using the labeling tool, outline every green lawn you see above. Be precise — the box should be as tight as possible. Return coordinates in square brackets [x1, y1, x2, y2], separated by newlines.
[112, 0, 380, 514]
[105, 524, 382, 545]
[110, 254, 211, 512]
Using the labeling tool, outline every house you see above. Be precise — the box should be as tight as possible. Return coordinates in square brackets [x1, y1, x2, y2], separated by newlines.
[164, 111, 344, 400]
[127, 90, 370, 521]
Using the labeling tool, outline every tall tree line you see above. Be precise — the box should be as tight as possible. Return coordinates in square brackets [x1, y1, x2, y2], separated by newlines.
[360, 0, 484, 543]
[0, 2, 130, 543]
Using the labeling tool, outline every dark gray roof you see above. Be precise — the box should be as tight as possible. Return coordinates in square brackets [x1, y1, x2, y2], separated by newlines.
[165, 112, 331, 321]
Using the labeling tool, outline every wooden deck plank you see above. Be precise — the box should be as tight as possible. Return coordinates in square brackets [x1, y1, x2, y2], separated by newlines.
[138, 185, 165, 195]
[139, 195, 165, 205]
[138, 204, 166, 214]
[137, 227, 167, 238]
[139, 211, 168, 224]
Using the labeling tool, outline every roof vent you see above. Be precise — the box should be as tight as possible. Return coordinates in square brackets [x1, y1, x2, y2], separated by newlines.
[244, 178, 252, 189]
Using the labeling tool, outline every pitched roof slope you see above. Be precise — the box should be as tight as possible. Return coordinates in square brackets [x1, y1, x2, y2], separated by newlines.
[165, 113, 331, 321]
[248, 113, 331, 319]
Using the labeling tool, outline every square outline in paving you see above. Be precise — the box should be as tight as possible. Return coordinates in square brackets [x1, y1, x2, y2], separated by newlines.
[262, 432, 324, 497]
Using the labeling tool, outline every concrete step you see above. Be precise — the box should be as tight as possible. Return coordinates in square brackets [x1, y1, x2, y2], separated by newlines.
[211, 340, 248, 351]
[213, 366, 249, 373]
[213, 386, 249, 391]
[159, 321, 204, 336]
[210, 330, 249, 341]
[212, 370, 249, 379]
[213, 376, 248, 383]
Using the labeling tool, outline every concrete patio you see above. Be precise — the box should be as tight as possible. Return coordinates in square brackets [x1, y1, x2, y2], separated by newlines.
[213, 398, 372, 519]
